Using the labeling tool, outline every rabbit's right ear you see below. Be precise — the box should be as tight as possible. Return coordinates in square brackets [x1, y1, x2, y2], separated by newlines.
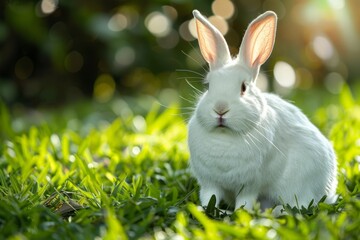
[238, 11, 277, 81]
[193, 10, 231, 70]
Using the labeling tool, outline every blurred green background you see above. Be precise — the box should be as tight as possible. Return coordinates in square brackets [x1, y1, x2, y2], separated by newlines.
[0, 0, 359, 110]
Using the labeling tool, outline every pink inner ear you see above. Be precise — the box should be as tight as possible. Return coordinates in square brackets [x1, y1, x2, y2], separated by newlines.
[247, 16, 276, 67]
[196, 19, 217, 64]
[193, 11, 231, 69]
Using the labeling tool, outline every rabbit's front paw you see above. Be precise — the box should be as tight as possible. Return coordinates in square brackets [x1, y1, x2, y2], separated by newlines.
[199, 187, 224, 208]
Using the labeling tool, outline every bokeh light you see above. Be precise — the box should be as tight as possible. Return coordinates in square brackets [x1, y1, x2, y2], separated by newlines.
[274, 61, 296, 89]
[324, 72, 344, 94]
[256, 73, 269, 92]
[145, 11, 171, 37]
[108, 13, 128, 32]
[158, 88, 179, 105]
[132, 115, 146, 132]
[115, 46, 136, 68]
[312, 35, 334, 61]
[40, 0, 58, 15]
[188, 19, 197, 39]
[212, 0, 235, 20]
[115, 7, 139, 30]
[189, 15, 229, 38]
[162, 5, 178, 20]
[179, 21, 195, 41]
[65, 51, 84, 73]
[94, 74, 116, 102]
[157, 30, 179, 49]
[208, 16, 229, 35]
[3, 0, 360, 107]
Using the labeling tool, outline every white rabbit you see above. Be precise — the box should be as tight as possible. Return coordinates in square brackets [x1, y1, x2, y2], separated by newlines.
[188, 10, 338, 211]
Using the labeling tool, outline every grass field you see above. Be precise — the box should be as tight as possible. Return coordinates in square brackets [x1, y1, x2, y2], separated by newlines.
[0, 86, 360, 239]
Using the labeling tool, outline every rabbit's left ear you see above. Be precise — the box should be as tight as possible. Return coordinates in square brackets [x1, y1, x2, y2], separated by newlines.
[238, 11, 277, 81]
[193, 10, 231, 70]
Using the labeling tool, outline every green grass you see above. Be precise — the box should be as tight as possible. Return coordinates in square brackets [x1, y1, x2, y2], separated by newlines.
[0, 86, 360, 240]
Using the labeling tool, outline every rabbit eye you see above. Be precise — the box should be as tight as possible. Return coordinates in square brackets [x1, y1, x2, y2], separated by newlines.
[241, 82, 247, 95]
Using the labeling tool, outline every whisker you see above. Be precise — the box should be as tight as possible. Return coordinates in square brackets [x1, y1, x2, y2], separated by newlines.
[182, 89, 202, 102]
[176, 76, 204, 82]
[182, 43, 209, 72]
[236, 119, 285, 158]
[245, 132, 262, 152]
[185, 79, 203, 95]
[241, 132, 252, 151]
[176, 69, 205, 78]
[153, 101, 193, 111]
[251, 127, 286, 158]
[188, 42, 209, 72]
[178, 106, 196, 110]
[177, 76, 203, 79]
[151, 104, 193, 120]
[179, 95, 195, 104]
[181, 50, 208, 73]
[154, 101, 177, 110]
[243, 118, 271, 133]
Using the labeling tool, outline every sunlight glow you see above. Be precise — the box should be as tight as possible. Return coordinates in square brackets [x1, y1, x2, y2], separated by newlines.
[328, 0, 345, 9]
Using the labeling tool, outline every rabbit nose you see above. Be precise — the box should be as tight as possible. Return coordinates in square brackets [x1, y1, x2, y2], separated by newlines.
[214, 108, 229, 116]
[214, 101, 229, 116]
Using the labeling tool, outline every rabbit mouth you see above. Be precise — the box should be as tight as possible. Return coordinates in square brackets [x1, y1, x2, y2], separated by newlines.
[214, 123, 234, 134]
[215, 117, 230, 129]
[214, 124, 230, 131]
[217, 116, 224, 126]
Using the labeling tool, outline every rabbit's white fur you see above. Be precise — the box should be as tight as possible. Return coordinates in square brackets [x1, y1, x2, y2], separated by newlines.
[188, 10, 338, 210]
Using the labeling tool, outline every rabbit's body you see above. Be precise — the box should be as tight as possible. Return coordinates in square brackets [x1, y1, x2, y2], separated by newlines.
[188, 10, 338, 210]
[189, 77, 337, 209]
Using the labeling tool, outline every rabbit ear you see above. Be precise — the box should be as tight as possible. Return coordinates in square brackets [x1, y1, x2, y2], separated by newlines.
[193, 10, 231, 70]
[238, 11, 277, 80]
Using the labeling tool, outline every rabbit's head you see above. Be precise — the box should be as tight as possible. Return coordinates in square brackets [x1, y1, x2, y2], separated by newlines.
[192, 10, 277, 134]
